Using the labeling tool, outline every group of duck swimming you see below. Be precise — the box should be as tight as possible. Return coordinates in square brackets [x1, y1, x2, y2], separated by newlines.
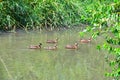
[29, 37, 92, 50]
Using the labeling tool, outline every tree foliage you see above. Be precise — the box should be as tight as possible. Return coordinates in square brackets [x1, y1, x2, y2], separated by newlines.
[81, 0, 120, 80]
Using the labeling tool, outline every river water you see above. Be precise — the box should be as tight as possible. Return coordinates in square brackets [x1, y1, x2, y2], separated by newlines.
[0, 27, 110, 80]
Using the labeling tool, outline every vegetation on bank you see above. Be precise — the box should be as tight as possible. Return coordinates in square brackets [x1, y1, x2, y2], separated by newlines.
[0, 0, 82, 31]
[80, 0, 120, 80]
[0, 0, 120, 80]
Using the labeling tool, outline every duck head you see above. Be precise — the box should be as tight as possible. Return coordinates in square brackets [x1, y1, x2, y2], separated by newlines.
[75, 43, 79, 46]
[39, 43, 42, 47]
[56, 38, 59, 41]
[54, 44, 57, 47]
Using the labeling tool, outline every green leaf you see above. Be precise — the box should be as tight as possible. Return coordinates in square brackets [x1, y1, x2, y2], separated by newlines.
[109, 61, 116, 66]
[96, 45, 101, 50]
[103, 43, 108, 49]
[79, 31, 84, 37]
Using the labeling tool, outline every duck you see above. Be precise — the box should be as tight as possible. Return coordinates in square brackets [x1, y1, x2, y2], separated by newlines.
[80, 37, 92, 43]
[44, 44, 57, 50]
[46, 38, 58, 43]
[29, 43, 42, 49]
[65, 43, 78, 49]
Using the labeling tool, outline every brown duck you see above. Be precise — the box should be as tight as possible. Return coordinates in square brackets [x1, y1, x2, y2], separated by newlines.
[29, 43, 42, 49]
[80, 37, 92, 43]
[44, 44, 57, 50]
[46, 38, 58, 43]
[65, 43, 78, 49]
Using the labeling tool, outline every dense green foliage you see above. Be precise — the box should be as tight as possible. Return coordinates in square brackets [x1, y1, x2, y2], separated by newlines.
[0, 0, 82, 31]
[80, 0, 120, 80]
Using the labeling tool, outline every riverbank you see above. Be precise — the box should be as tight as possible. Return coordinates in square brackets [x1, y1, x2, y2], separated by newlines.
[0, 0, 116, 31]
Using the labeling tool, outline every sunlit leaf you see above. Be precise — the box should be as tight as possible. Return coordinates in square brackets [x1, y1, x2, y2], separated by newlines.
[79, 31, 84, 37]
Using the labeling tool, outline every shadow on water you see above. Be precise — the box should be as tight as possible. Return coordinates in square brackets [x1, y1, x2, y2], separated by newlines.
[0, 27, 111, 80]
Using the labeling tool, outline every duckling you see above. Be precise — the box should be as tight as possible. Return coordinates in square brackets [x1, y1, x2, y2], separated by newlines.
[46, 38, 58, 43]
[44, 44, 57, 50]
[29, 43, 42, 49]
[65, 43, 78, 49]
[80, 37, 92, 43]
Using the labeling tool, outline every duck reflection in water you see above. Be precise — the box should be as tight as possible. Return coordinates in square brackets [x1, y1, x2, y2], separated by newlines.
[44, 44, 57, 50]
